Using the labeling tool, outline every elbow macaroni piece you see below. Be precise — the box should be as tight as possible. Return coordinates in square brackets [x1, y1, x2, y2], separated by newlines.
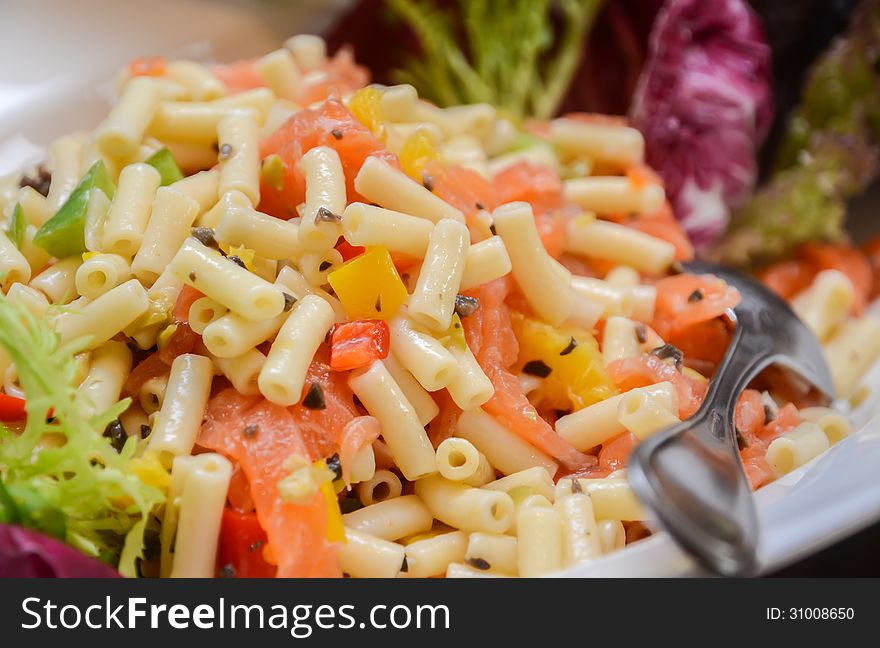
[285, 34, 327, 70]
[132, 187, 200, 285]
[338, 528, 405, 578]
[404, 531, 467, 578]
[766, 422, 831, 476]
[341, 202, 434, 258]
[602, 316, 640, 366]
[556, 381, 677, 451]
[77, 340, 132, 418]
[516, 506, 563, 577]
[75, 253, 132, 299]
[46, 134, 85, 212]
[459, 236, 512, 291]
[147, 353, 214, 465]
[170, 170, 220, 215]
[54, 279, 150, 349]
[212, 347, 265, 396]
[29, 257, 82, 304]
[148, 89, 273, 144]
[564, 177, 665, 215]
[0, 232, 31, 290]
[216, 204, 302, 260]
[566, 219, 675, 275]
[484, 467, 556, 503]
[348, 360, 436, 481]
[492, 202, 572, 325]
[166, 61, 226, 101]
[259, 294, 335, 406]
[555, 493, 602, 567]
[356, 469, 402, 506]
[617, 387, 681, 440]
[792, 269, 854, 342]
[382, 352, 439, 426]
[445, 342, 494, 411]
[388, 315, 457, 391]
[217, 112, 261, 206]
[597, 519, 626, 554]
[415, 474, 515, 535]
[298, 146, 346, 251]
[409, 218, 469, 331]
[354, 155, 464, 224]
[188, 297, 229, 334]
[169, 237, 285, 321]
[455, 409, 558, 477]
[96, 77, 161, 158]
[549, 118, 645, 167]
[824, 316, 880, 397]
[139, 375, 168, 415]
[435, 438, 495, 486]
[255, 49, 302, 101]
[342, 494, 434, 541]
[170, 453, 232, 578]
[465, 532, 518, 576]
[103, 163, 162, 258]
[797, 407, 851, 444]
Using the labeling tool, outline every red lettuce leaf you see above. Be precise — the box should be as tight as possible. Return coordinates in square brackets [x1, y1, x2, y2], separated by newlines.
[0, 524, 120, 578]
[630, 0, 774, 246]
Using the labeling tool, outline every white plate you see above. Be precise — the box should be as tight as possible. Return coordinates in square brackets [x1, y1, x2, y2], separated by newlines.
[2, 0, 879, 577]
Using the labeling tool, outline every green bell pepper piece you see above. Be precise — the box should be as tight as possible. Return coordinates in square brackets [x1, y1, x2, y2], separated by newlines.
[145, 147, 184, 186]
[33, 160, 115, 258]
[6, 203, 25, 249]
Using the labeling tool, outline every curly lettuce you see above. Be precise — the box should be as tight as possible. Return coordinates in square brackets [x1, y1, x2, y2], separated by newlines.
[0, 293, 164, 577]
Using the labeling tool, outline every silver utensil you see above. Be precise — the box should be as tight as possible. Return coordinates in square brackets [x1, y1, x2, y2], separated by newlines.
[627, 260, 835, 576]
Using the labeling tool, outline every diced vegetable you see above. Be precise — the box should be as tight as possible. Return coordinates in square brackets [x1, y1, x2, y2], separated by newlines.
[511, 312, 617, 412]
[0, 393, 27, 421]
[6, 203, 25, 249]
[347, 86, 385, 137]
[399, 128, 440, 180]
[144, 147, 184, 185]
[328, 247, 408, 320]
[0, 524, 120, 577]
[329, 319, 390, 371]
[216, 509, 276, 578]
[33, 161, 115, 258]
[630, 0, 773, 246]
[0, 291, 163, 576]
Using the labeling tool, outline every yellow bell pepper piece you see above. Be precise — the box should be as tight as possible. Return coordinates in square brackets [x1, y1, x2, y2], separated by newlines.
[126, 454, 171, 492]
[400, 128, 440, 180]
[347, 87, 385, 139]
[328, 247, 407, 320]
[511, 312, 617, 412]
[320, 479, 346, 544]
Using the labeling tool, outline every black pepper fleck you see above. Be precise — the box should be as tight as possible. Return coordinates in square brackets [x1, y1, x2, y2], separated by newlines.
[243, 423, 260, 439]
[649, 343, 683, 369]
[454, 294, 480, 318]
[316, 206, 342, 223]
[218, 143, 234, 160]
[330, 128, 344, 140]
[191, 227, 219, 249]
[326, 453, 342, 481]
[522, 359, 552, 378]
[688, 289, 704, 302]
[465, 557, 490, 570]
[248, 540, 263, 553]
[218, 564, 236, 578]
[228, 255, 247, 269]
[302, 383, 327, 410]
[103, 419, 127, 453]
[19, 165, 51, 197]
[475, 201, 485, 211]
[635, 324, 648, 344]
[188, 271, 197, 282]
[559, 336, 578, 356]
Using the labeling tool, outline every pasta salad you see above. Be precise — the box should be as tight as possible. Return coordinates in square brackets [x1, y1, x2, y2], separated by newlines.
[0, 34, 878, 579]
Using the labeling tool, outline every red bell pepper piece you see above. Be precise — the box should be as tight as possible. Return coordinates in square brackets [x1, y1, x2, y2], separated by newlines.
[216, 508, 276, 578]
[0, 393, 27, 421]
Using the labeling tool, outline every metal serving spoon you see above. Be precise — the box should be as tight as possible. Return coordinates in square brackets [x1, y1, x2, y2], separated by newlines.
[627, 260, 835, 576]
